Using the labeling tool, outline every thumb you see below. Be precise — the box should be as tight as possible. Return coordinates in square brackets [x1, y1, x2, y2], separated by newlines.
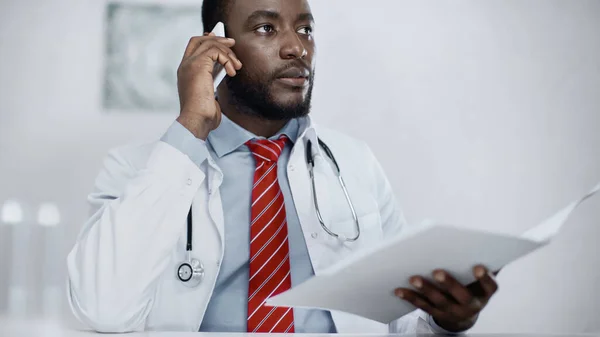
[213, 99, 222, 128]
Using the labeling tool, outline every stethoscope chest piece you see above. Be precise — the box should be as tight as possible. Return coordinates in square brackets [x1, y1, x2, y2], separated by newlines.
[177, 256, 204, 287]
[177, 208, 204, 287]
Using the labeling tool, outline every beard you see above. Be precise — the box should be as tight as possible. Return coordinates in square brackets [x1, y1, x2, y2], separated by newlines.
[224, 63, 315, 121]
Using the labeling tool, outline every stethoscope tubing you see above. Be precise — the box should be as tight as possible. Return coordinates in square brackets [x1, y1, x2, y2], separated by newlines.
[184, 137, 361, 254]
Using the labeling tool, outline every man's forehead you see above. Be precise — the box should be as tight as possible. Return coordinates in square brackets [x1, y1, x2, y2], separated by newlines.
[229, 0, 312, 20]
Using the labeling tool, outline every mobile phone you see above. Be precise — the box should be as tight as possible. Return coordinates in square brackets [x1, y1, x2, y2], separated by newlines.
[211, 22, 226, 91]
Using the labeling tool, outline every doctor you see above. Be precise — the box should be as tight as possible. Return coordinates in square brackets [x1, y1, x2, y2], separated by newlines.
[66, 0, 499, 334]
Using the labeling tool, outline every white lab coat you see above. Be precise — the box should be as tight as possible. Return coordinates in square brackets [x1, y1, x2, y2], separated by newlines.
[66, 118, 438, 334]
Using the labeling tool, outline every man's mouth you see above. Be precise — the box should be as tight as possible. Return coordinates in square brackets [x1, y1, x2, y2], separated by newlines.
[276, 67, 310, 87]
[278, 67, 310, 79]
[276, 77, 308, 87]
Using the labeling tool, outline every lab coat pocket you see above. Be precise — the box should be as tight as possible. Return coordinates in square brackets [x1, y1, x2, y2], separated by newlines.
[312, 157, 380, 228]
[327, 211, 384, 247]
[313, 211, 383, 271]
[308, 155, 383, 271]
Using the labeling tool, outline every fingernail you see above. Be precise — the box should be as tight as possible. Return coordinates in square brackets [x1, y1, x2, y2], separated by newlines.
[475, 267, 485, 278]
[470, 298, 482, 309]
[434, 271, 445, 282]
[395, 290, 405, 298]
[227, 38, 235, 41]
[411, 278, 422, 289]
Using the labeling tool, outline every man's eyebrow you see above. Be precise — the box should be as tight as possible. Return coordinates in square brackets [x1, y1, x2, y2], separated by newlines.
[297, 13, 314, 23]
[244, 11, 315, 24]
[245, 10, 280, 24]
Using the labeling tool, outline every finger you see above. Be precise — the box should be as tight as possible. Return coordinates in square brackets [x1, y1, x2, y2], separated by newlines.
[187, 44, 239, 77]
[398, 288, 479, 324]
[409, 276, 454, 311]
[213, 99, 222, 126]
[432, 270, 477, 308]
[474, 265, 499, 299]
[210, 44, 243, 70]
[191, 40, 242, 70]
[395, 288, 448, 319]
[183, 37, 201, 60]
[207, 47, 239, 77]
[411, 276, 479, 320]
[190, 38, 236, 57]
[183, 36, 236, 60]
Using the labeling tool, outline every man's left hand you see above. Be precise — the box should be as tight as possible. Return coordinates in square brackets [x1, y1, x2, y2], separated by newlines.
[394, 265, 499, 333]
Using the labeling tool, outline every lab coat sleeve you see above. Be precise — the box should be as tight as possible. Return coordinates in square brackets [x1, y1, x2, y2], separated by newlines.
[66, 137, 207, 333]
[363, 145, 468, 335]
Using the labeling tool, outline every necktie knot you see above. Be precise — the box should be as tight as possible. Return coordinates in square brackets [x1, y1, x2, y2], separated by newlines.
[246, 135, 288, 163]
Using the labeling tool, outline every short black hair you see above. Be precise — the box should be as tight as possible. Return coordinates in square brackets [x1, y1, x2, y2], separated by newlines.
[201, 0, 233, 33]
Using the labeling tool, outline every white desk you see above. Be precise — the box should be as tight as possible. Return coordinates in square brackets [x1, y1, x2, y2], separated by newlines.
[2, 317, 599, 337]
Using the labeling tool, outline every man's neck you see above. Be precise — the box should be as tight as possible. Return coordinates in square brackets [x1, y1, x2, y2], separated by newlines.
[222, 109, 289, 139]
[217, 89, 289, 138]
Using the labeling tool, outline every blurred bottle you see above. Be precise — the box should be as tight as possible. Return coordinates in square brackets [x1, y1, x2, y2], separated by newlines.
[3, 200, 28, 317]
[38, 202, 63, 320]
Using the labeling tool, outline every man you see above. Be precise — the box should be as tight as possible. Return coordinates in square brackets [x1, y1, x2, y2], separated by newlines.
[66, 0, 498, 334]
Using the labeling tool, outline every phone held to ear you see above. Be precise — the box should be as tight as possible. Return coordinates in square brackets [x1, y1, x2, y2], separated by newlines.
[211, 22, 227, 91]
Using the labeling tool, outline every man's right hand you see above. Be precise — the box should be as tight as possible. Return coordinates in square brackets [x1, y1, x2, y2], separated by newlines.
[176, 33, 243, 140]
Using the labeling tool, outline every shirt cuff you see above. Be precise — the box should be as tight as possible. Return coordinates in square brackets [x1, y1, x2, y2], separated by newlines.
[160, 121, 209, 169]
[427, 314, 472, 335]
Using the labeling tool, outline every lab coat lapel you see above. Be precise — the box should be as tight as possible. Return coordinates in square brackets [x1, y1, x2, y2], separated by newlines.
[205, 156, 225, 245]
[286, 121, 389, 334]
[181, 157, 225, 331]
[287, 120, 332, 274]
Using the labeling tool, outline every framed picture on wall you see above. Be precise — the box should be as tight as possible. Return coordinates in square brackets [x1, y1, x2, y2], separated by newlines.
[103, 2, 203, 113]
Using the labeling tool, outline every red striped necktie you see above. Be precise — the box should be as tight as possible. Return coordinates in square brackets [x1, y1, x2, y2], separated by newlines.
[245, 135, 295, 333]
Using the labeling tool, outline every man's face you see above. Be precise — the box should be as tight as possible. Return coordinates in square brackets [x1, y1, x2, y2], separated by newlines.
[223, 0, 316, 120]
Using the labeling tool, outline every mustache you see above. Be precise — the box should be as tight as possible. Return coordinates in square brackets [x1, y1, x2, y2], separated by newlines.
[271, 61, 312, 80]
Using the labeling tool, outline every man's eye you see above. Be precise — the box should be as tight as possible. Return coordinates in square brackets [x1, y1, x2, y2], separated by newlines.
[298, 26, 313, 36]
[256, 25, 275, 33]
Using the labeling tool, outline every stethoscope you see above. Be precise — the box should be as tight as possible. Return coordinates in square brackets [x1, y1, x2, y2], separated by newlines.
[177, 138, 361, 286]
[176, 210, 205, 287]
[306, 138, 361, 242]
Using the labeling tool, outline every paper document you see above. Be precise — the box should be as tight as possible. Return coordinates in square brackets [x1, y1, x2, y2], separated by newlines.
[266, 182, 600, 324]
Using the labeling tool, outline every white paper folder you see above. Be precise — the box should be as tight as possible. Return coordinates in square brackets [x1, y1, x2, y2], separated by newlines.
[266, 181, 600, 324]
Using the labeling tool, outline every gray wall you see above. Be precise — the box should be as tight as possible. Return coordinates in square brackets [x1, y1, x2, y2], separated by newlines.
[0, 0, 599, 333]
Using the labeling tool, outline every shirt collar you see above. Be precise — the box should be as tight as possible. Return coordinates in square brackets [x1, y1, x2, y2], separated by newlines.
[296, 115, 322, 157]
[208, 113, 302, 158]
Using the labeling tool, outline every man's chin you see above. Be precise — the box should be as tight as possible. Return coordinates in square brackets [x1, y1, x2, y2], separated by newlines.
[225, 76, 313, 120]
[271, 98, 307, 110]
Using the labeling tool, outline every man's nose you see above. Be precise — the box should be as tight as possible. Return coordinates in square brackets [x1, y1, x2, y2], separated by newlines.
[279, 31, 307, 59]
